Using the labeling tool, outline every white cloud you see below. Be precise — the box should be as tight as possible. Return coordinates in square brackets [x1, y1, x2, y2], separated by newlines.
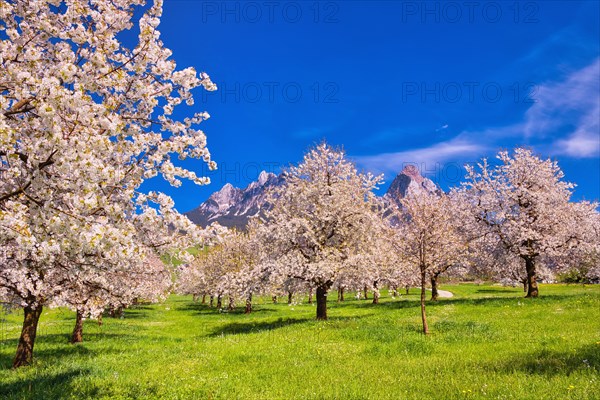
[524, 59, 598, 135]
[524, 57, 599, 158]
[355, 137, 486, 177]
[551, 99, 600, 158]
[355, 57, 599, 175]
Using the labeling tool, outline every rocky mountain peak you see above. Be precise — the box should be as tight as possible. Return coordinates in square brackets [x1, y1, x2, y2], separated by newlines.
[185, 171, 283, 229]
[258, 170, 273, 185]
[186, 166, 442, 230]
[385, 165, 441, 206]
[400, 165, 424, 183]
[209, 183, 242, 211]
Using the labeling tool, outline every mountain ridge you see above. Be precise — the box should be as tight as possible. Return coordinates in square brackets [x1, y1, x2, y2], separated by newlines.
[185, 166, 440, 229]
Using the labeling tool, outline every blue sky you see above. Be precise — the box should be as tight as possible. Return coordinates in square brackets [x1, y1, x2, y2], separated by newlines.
[144, 1, 599, 212]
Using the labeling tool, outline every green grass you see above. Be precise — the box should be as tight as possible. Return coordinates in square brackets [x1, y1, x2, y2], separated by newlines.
[1, 284, 599, 399]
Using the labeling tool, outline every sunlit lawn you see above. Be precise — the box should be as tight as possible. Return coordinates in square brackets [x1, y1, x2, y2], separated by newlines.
[0, 283, 599, 399]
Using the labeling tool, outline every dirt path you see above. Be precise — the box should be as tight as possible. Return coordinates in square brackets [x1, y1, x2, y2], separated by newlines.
[426, 289, 454, 298]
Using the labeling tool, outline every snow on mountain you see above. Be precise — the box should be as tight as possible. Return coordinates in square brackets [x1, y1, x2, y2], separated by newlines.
[384, 165, 442, 206]
[185, 171, 283, 229]
[186, 165, 442, 230]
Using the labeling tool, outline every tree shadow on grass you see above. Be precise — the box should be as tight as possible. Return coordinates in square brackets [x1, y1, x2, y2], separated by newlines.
[302, 291, 591, 315]
[0, 333, 132, 369]
[0, 368, 92, 400]
[493, 343, 600, 376]
[127, 304, 155, 311]
[476, 288, 523, 294]
[33, 332, 136, 346]
[118, 309, 151, 320]
[423, 293, 586, 308]
[0, 345, 93, 370]
[176, 302, 278, 315]
[330, 298, 420, 311]
[208, 317, 312, 337]
[208, 314, 370, 337]
[0, 331, 132, 348]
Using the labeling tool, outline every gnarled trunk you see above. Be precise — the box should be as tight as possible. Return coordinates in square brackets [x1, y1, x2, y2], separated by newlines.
[70, 310, 84, 344]
[245, 294, 252, 314]
[316, 284, 330, 320]
[524, 257, 539, 298]
[13, 304, 43, 368]
[430, 274, 439, 301]
[420, 270, 429, 335]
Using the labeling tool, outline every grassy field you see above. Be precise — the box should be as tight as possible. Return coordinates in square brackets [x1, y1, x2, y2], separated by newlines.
[0, 284, 599, 399]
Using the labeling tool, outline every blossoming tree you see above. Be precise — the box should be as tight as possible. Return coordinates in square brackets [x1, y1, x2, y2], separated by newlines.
[392, 190, 467, 334]
[0, 0, 216, 367]
[52, 252, 171, 344]
[256, 143, 385, 320]
[462, 148, 599, 297]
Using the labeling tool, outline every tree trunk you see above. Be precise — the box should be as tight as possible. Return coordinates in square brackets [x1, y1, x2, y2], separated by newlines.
[110, 306, 123, 318]
[337, 287, 341, 302]
[363, 286, 368, 300]
[13, 304, 43, 368]
[430, 274, 439, 301]
[70, 310, 84, 344]
[228, 296, 234, 311]
[405, 285, 410, 295]
[308, 288, 313, 304]
[209, 295, 214, 307]
[97, 314, 103, 326]
[524, 257, 539, 298]
[392, 287, 398, 297]
[316, 285, 329, 320]
[372, 282, 379, 304]
[245, 294, 252, 314]
[420, 270, 429, 335]
[272, 295, 277, 304]
[192, 294, 199, 302]
[287, 291, 293, 304]
[340, 287, 344, 301]
[216, 295, 222, 309]
[522, 279, 528, 292]
[201, 294, 206, 304]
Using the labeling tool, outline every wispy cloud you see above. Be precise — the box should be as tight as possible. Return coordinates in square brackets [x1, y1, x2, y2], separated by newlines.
[524, 58, 599, 144]
[354, 137, 485, 177]
[551, 99, 600, 158]
[531, 58, 599, 158]
[355, 57, 600, 176]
